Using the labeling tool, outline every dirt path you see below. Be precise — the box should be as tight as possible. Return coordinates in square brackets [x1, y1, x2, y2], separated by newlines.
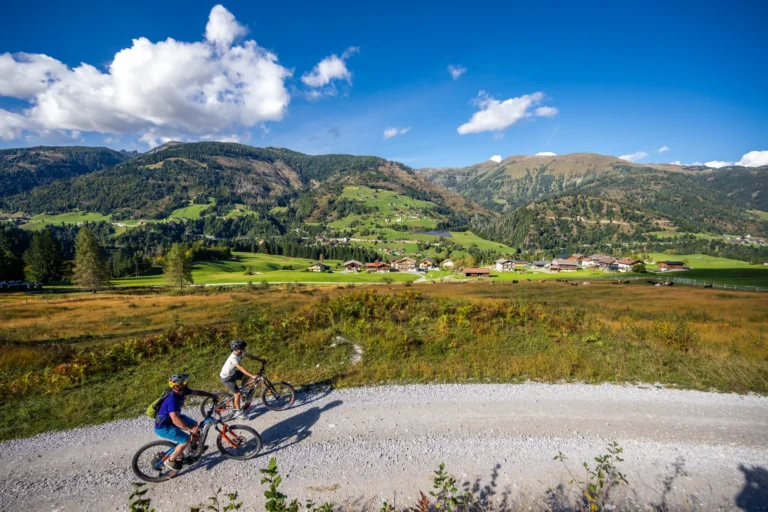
[1, 383, 766, 511]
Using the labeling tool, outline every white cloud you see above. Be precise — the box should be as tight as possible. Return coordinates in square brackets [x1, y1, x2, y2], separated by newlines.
[658, 145, 670, 153]
[383, 127, 410, 140]
[447, 65, 466, 80]
[692, 161, 704, 166]
[489, 155, 502, 163]
[618, 151, 648, 163]
[736, 150, 768, 167]
[492, 132, 504, 140]
[534, 106, 558, 117]
[704, 160, 733, 168]
[0, 110, 35, 140]
[670, 160, 681, 165]
[0, 5, 291, 146]
[301, 47, 359, 99]
[205, 4, 248, 48]
[535, 151, 557, 156]
[457, 91, 557, 134]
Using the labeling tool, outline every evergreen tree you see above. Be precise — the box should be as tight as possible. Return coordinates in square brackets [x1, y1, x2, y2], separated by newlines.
[72, 227, 110, 291]
[24, 229, 63, 283]
[164, 243, 193, 290]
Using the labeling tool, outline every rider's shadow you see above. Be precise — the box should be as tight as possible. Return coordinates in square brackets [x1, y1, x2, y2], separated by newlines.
[242, 379, 336, 420]
[259, 399, 343, 456]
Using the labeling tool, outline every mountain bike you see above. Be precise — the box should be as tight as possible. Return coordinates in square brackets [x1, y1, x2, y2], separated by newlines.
[200, 359, 295, 421]
[132, 410, 262, 482]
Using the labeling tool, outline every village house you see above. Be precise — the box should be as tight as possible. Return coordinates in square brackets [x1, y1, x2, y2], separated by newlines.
[366, 261, 391, 273]
[582, 255, 604, 268]
[512, 259, 529, 269]
[441, 259, 455, 269]
[308, 262, 330, 272]
[463, 268, 491, 277]
[391, 257, 417, 272]
[531, 260, 549, 269]
[658, 261, 685, 271]
[616, 257, 640, 272]
[596, 256, 617, 269]
[343, 260, 362, 272]
[567, 254, 585, 263]
[419, 258, 437, 271]
[495, 258, 514, 272]
[550, 259, 579, 272]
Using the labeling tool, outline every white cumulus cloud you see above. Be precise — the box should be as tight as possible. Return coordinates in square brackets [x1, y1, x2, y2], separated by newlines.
[659, 145, 670, 152]
[736, 150, 768, 167]
[619, 151, 648, 163]
[447, 65, 466, 80]
[489, 155, 502, 163]
[457, 91, 557, 135]
[670, 160, 681, 165]
[301, 47, 359, 99]
[535, 152, 557, 156]
[383, 126, 410, 139]
[705, 160, 733, 168]
[0, 5, 291, 146]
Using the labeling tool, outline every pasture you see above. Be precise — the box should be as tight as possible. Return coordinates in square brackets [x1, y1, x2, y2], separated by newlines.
[1, 281, 766, 440]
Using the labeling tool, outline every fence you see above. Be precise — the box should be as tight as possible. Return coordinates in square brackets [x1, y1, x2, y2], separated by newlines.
[573, 275, 767, 293]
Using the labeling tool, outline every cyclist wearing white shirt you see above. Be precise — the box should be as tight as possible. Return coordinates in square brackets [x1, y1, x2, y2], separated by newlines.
[219, 340, 263, 419]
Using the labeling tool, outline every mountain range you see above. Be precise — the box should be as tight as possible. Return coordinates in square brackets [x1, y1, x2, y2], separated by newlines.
[0, 143, 766, 252]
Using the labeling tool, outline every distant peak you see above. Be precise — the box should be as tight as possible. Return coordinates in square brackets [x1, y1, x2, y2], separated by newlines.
[147, 141, 184, 154]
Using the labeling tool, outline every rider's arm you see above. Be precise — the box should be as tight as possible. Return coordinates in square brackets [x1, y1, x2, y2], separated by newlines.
[169, 411, 197, 432]
[188, 388, 216, 399]
[234, 362, 257, 378]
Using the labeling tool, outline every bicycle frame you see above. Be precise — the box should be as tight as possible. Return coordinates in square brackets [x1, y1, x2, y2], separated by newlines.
[153, 415, 244, 469]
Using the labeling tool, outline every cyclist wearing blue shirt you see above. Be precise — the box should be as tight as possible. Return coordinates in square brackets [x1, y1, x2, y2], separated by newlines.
[155, 373, 215, 471]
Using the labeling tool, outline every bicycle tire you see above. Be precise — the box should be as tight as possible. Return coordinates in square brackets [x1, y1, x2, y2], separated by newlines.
[200, 393, 236, 422]
[131, 440, 178, 482]
[261, 381, 295, 411]
[216, 425, 263, 460]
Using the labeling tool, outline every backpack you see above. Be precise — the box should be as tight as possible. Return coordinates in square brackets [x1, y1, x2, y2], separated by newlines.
[145, 388, 173, 420]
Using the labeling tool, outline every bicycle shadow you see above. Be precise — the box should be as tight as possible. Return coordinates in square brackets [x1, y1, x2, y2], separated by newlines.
[259, 399, 344, 456]
[242, 377, 337, 420]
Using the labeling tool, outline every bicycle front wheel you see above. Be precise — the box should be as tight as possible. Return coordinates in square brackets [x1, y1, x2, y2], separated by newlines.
[216, 425, 262, 460]
[131, 440, 177, 482]
[261, 381, 295, 411]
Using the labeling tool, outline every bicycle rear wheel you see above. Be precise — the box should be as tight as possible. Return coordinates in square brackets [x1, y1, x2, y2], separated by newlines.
[216, 425, 262, 460]
[200, 393, 236, 422]
[131, 440, 177, 482]
[261, 381, 295, 411]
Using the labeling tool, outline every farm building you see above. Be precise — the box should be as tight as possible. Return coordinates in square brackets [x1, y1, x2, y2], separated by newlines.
[463, 268, 491, 277]
[658, 261, 685, 271]
[550, 259, 579, 272]
[512, 259, 529, 269]
[495, 259, 514, 272]
[531, 260, 549, 269]
[391, 257, 417, 272]
[343, 260, 362, 272]
[419, 258, 437, 270]
[596, 256, 617, 269]
[366, 261, 391, 273]
[616, 258, 640, 272]
[308, 262, 330, 272]
[567, 254, 585, 263]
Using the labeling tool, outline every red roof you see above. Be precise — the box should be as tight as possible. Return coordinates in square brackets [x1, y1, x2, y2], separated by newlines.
[366, 261, 390, 268]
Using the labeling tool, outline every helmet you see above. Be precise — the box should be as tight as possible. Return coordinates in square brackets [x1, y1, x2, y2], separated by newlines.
[230, 340, 247, 351]
[168, 373, 190, 388]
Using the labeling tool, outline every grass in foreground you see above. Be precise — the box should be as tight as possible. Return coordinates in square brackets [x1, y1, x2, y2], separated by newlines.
[1, 286, 766, 440]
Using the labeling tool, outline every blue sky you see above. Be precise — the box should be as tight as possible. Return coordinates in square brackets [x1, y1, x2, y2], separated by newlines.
[1, 0, 766, 168]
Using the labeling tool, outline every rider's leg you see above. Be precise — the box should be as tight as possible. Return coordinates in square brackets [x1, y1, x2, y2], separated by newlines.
[233, 390, 242, 410]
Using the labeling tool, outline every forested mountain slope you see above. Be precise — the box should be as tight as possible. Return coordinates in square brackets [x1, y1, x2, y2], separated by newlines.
[1, 142, 487, 221]
[0, 146, 130, 198]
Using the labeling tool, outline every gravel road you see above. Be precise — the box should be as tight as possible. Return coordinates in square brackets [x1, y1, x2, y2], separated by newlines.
[1, 383, 767, 511]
